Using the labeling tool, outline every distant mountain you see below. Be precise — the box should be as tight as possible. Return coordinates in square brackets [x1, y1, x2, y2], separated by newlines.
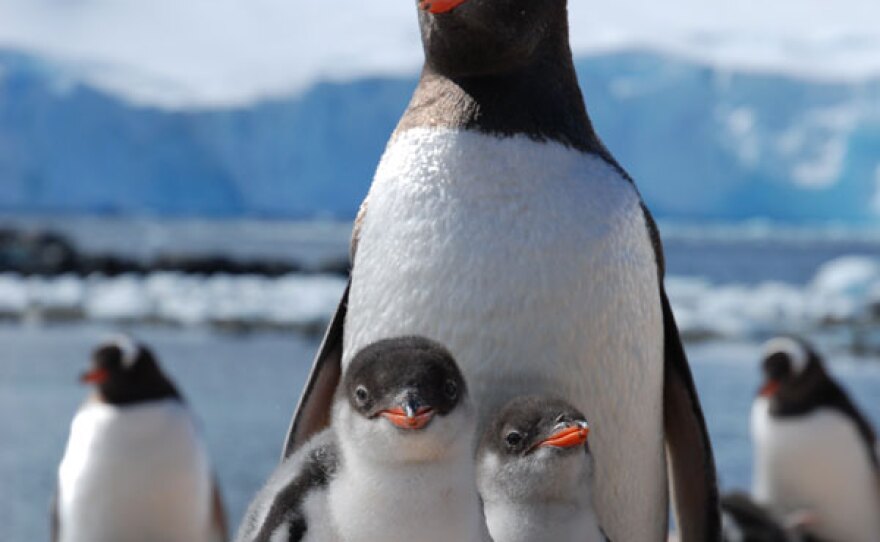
[0, 49, 878, 223]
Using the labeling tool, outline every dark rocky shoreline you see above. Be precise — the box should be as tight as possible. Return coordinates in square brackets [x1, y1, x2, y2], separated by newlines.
[0, 228, 350, 278]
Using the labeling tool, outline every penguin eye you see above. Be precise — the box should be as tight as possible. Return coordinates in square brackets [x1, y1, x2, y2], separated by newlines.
[444, 379, 458, 400]
[354, 385, 370, 405]
[505, 431, 523, 447]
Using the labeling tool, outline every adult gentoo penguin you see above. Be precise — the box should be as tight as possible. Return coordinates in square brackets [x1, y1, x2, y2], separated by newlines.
[283, 1, 719, 540]
[751, 336, 880, 542]
[477, 396, 609, 542]
[238, 336, 491, 542]
[53, 338, 227, 542]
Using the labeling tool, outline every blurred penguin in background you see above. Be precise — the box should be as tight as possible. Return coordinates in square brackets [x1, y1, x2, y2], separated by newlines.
[53, 337, 228, 542]
[751, 336, 880, 542]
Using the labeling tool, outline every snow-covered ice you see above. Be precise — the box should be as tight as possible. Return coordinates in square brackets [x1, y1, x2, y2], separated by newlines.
[0, 256, 877, 345]
[0, 272, 347, 331]
[668, 256, 880, 342]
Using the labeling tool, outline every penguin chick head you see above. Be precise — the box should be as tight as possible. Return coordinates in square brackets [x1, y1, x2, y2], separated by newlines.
[81, 336, 180, 406]
[477, 396, 593, 503]
[416, 0, 569, 77]
[758, 336, 827, 399]
[335, 336, 473, 464]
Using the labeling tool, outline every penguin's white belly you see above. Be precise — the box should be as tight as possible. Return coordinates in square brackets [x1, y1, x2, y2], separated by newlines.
[58, 400, 213, 542]
[328, 458, 489, 542]
[299, 489, 340, 542]
[751, 399, 880, 542]
[346, 128, 666, 541]
[483, 502, 605, 542]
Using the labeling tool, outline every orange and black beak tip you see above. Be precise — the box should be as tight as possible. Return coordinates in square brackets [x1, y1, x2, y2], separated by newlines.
[380, 402, 435, 430]
[80, 368, 108, 385]
[419, 0, 468, 15]
[759, 380, 781, 397]
[537, 422, 590, 450]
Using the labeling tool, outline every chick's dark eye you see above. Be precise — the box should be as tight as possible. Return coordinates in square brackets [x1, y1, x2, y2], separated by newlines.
[505, 431, 523, 447]
[444, 379, 458, 399]
[354, 386, 369, 405]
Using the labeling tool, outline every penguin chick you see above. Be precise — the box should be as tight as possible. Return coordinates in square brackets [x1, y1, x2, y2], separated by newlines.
[751, 336, 880, 542]
[237, 336, 490, 542]
[477, 395, 609, 542]
[54, 337, 227, 542]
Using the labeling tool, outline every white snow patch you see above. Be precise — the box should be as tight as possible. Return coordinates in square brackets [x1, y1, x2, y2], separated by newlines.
[721, 106, 760, 167]
[15, 273, 347, 329]
[0, 274, 28, 314]
[1, 0, 879, 108]
[668, 256, 880, 340]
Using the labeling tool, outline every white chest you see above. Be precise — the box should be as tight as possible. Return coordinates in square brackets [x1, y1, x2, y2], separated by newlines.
[57, 400, 213, 542]
[328, 455, 489, 542]
[345, 128, 666, 541]
[751, 399, 880, 542]
[483, 501, 605, 542]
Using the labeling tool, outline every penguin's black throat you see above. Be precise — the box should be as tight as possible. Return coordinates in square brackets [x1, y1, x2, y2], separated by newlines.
[418, 0, 567, 78]
[400, 0, 608, 155]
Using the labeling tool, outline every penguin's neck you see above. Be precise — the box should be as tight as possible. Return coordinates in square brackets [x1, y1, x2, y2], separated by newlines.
[396, 43, 606, 155]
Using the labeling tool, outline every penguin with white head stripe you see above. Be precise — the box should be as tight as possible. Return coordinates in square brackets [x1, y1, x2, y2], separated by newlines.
[54, 337, 227, 542]
[477, 396, 609, 542]
[237, 336, 491, 542]
[283, 1, 720, 539]
[751, 336, 880, 542]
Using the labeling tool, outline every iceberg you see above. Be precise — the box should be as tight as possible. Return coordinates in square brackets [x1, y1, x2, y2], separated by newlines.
[0, 49, 879, 224]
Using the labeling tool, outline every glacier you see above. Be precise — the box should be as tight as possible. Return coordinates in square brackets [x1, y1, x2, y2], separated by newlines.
[0, 48, 879, 223]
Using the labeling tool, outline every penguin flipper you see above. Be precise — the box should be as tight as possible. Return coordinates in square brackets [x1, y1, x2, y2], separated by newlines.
[210, 476, 229, 542]
[50, 486, 60, 542]
[241, 432, 339, 542]
[281, 283, 348, 459]
[661, 289, 722, 542]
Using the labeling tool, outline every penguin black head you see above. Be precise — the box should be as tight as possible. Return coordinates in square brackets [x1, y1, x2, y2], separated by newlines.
[335, 336, 473, 463]
[757, 337, 828, 403]
[81, 337, 180, 406]
[416, 0, 569, 77]
[477, 396, 593, 502]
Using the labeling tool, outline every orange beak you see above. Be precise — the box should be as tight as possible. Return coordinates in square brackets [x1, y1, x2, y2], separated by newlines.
[80, 368, 108, 385]
[380, 406, 435, 430]
[759, 380, 780, 397]
[419, 0, 468, 14]
[537, 423, 590, 449]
